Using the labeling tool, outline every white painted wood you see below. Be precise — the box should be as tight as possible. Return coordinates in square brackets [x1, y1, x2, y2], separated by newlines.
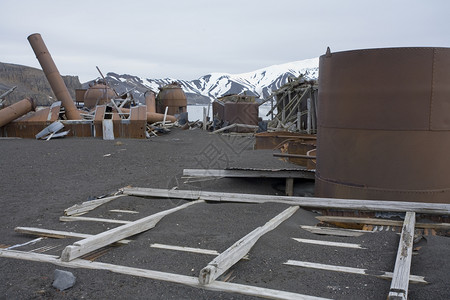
[283, 260, 426, 284]
[199, 206, 299, 285]
[292, 238, 365, 249]
[163, 106, 168, 126]
[299, 225, 371, 237]
[60, 216, 131, 224]
[14, 227, 131, 244]
[388, 212, 416, 300]
[317, 216, 449, 230]
[151, 243, 220, 256]
[64, 195, 125, 216]
[102, 119, 114, 140]
[212, 123, 237, 134]
[122, 187, 450, 215]
[61, 200, 203, 262]
[183, 168, 315, 179]
[0, 250, 330, 300]
[109, 209, 139, 214]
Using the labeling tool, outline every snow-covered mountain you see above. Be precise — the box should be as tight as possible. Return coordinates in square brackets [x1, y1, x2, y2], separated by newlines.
[86, 58, 319, 104]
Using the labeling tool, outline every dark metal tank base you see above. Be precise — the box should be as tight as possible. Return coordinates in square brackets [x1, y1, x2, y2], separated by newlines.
[315, 47, 450, 203]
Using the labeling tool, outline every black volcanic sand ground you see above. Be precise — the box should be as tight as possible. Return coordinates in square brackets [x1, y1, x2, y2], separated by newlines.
[0, 128, 448, 299]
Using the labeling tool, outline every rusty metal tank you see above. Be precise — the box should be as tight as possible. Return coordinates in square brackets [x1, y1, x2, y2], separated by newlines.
[315, 47, 450, 204]
[0, 97, 35, 127]
[156, 82, 187, 115]
[84, 82, 116, 109]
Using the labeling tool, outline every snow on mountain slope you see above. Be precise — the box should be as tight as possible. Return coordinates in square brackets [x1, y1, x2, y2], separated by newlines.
[86, 58, 319, 104]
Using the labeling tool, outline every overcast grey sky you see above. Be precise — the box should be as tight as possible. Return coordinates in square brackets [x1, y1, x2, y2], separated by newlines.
[1, 0, 449, 83]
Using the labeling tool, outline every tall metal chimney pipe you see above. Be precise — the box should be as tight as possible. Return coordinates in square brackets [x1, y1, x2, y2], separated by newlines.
[0, 97, 35, 127]
[27, 33, 81, 120]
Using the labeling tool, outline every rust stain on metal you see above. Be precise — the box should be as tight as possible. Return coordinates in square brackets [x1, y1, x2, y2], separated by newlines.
[27, 33, 81, 120]
[315, 47, 450, 203]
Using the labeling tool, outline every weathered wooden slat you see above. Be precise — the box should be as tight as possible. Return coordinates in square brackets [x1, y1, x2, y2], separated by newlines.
[151, 243, 220, 256]
[61, 200, 203, 262]
[199, 206, 299, 285]
[292, 238, 365, 249]
[388, 212, 416, 300]
[183, 168, 315, 179]
[283, 260, 426, 284]
[64, 195, 125, 216]
[299, 225, 371, 237]
[122, 187, 450, 215]
[317, 216, 449, 230]
[15, 227, 131, 245]
[0, 250, 330, 300]
[60, 216, 131, 224]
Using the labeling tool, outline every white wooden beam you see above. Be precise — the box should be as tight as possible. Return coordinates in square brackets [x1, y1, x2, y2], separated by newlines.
[317, 216, 449, 230]
[283, 260, 426, 284]
[122, 187, 450, 215]
[15, 227, 131, 245]
[292, 238, 365, 249]
[60, 216, 131, 224]
[199, 206, 299, 285]
[182, 168, 315, 180]
[0, 250, 330, 300]
[299, 225, 371, 237]
[61, 200, 203, 262]
[64, 195, 125, 216]
[388, 212, 416, 300]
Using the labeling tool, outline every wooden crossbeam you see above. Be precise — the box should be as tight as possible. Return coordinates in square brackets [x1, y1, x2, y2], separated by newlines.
[292, 238, 365, 249]
[317, 216, 450, 230]
[64, 195, 125, 216]
[284, 260, 426, 284]
[122, 187, 450, 215]
[0, 250, 330, 300]
[183, 168, 315, 179]
[199, 206, 299, 285]
[388, 212, 416, 300]
[61, 200, 203, 262]
[14, 227, 131, 245]
[299, 225, 371, 237]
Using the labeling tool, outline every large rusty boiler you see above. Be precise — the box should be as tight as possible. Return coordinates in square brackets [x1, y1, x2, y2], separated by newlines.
[0, 97, 35, 127]
[156, 82, 187, 116]
[84, 81, 116, 109]
[315, 47, 450, 204]
[27, 33, 81, 120]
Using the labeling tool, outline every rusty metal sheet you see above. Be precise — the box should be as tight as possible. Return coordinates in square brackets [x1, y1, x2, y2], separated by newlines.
[316, 47, 450, 203]
[254, 131, 316, 150]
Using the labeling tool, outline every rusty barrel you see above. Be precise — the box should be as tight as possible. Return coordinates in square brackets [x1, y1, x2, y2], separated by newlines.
[315, 47, 450, 203]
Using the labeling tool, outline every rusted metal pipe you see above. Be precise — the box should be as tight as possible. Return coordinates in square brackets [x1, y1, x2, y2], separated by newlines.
[27, 33, 81, 120]
[0, 97, 35, 127]
[145, 91, 156, 113]
[120, 106, 176, 123]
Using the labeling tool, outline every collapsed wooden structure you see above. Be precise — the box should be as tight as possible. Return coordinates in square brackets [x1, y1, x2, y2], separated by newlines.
[1, 186, 448, 299]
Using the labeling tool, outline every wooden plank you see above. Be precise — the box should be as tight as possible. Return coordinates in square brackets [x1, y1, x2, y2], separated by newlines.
[283, 260, 427, 284]
[317, 216, 450, 230]
[61, 200, 203, 262]
[64, 195, 125, 216]
[388, 212, 416, 300]
[183, 168, 315, 179]
[292, 238, 365, 249]
[109, 209, 139, 214]
[60, 216, 131, 224]
[122, 187, 450, 215]
[0, 250, 330, 300]
[300, 225, 371, 237]
[14, 227, 131, 244]
[151, 243, 220, 256]
[102, 119, 114, 140]
[199, 206, 299, 285]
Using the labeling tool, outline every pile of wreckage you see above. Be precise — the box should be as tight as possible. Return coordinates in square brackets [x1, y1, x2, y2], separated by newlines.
[0, 34, 189, 140]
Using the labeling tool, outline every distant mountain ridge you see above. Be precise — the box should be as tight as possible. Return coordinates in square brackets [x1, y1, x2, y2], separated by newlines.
[94, 58, 319, 104]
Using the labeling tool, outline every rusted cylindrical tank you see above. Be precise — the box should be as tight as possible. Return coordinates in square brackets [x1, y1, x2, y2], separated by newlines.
[0, 97, 35, 127]
[27, 33, 81, 120]
[315, 47, 450, 203]
[156, 83, 187, 115]
[84, 82, 116, 109]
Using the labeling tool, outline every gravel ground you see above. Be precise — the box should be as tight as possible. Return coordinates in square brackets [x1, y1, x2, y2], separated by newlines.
[0, 128, 448, 299]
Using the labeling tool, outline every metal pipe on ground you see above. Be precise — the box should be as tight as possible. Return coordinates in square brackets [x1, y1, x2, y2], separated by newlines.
[0, 97, 35, 127]
[119, 107, 176, 123]
[27, 33, 81, 120]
